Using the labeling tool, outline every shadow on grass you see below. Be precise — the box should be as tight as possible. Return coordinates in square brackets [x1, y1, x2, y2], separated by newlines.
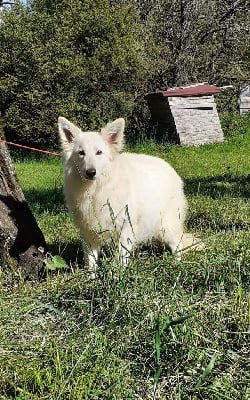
[20, 175, 249, 267]
[187, 213, 250, 232]
[23, 187, 65, 214]
[48, 240, 85, 268]
[22, 173, 250, 216]
[185, 174, 250, 199]
[19, 187, 83, 268]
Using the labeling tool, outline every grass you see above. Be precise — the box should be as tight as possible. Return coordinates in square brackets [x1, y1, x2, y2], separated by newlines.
[0, 132, 249, 399]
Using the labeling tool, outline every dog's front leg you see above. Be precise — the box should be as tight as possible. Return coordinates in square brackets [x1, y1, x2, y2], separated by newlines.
[119, 237, 133, 267]
[167, 235, 183, 261]
[88, 249, 99, 269]
[83, 243, 99, 277]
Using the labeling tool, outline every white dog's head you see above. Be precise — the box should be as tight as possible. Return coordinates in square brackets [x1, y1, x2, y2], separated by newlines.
[58, 117, 125, 180]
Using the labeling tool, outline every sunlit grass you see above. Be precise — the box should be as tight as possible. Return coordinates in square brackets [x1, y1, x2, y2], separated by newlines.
[0, 132, 249, 399]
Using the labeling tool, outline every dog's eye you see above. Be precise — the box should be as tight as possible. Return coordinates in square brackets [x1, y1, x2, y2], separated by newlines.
[79, 150, 85, 157]
[96, 150, 102, 155]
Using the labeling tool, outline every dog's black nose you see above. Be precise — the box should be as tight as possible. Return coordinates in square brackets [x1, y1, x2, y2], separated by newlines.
[86, 168, 96, 179]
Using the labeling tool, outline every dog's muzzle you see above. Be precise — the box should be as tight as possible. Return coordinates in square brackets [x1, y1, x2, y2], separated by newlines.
[85, 168, 96, 180]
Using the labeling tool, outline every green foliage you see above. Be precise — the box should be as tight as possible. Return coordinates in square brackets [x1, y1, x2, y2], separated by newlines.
[0, 0, 154, 149]
[45, 254, 68, 271]
[0, 0, 249, 148]
[136, 0, 250, 87]
[220, 112, 250, 138]
[195, 353, 218, 389]
[215, 87, 239, 114]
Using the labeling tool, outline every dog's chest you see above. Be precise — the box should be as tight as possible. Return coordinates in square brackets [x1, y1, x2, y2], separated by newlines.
[66, 182, 118, 230]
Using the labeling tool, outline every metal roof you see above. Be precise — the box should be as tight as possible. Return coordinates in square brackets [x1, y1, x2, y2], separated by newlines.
[146, 84, 220, 98]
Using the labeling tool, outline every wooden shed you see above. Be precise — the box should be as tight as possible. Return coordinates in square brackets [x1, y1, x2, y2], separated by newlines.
[145, 84, 224, 146]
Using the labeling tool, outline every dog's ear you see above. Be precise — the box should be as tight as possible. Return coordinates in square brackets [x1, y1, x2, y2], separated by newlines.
[58, 117, 80, 152]
[101, 118, 125, 152]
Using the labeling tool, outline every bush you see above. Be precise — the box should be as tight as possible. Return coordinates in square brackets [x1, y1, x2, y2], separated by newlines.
[219, 112, 250, 138]
[0, 0, 155, 150]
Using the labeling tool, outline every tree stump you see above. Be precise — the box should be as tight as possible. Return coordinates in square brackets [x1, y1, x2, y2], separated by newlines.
[0, 139, 47, 279]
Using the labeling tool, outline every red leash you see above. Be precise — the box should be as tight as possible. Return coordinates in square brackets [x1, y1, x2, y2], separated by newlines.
[0, 139, 61, 157]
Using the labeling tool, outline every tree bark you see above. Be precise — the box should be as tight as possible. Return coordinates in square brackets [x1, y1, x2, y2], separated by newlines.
[0, 136, 47, 280]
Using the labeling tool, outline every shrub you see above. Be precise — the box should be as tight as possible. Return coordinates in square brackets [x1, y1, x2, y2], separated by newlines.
[219, 112, 250, 138]
[0, 0, 155, 149]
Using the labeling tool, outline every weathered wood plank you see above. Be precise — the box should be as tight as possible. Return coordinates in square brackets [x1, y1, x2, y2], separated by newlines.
[239, 97, 250, 115]
[170, 104, 224, 145]
[169, 97, 215, 110]
[169, 96, 214, 103]
[146, 87, 224, 146]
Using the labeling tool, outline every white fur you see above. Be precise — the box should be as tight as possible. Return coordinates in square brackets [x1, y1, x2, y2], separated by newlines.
[58, 117, 188, 270]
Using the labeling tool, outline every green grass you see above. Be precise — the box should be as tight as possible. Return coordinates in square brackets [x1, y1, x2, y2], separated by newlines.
[0, 133, 249, 399]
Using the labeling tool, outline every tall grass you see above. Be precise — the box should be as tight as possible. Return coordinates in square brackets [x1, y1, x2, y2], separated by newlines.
[0, 132, 249, 399]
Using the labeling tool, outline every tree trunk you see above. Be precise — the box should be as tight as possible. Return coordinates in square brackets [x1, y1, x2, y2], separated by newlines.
[0, 136, 47, 280]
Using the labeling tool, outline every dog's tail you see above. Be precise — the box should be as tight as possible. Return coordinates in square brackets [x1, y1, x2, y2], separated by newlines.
[181, 233, 205, 252]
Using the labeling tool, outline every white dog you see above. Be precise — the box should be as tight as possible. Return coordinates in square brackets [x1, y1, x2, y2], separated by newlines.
[58, 117, 193, 271]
